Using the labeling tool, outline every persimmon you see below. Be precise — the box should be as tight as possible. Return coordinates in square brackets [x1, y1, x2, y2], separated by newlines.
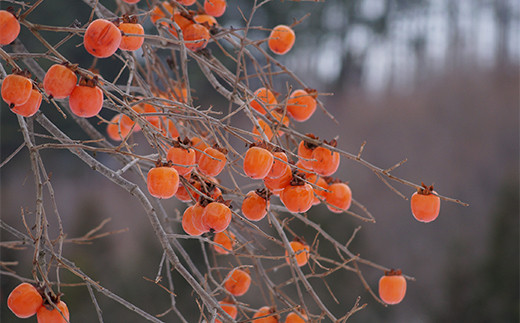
[251, 87, 277, 115]
[147, 165, 180, 199]
[190, 203, 208, 233]
[285, 310, 308, 323]
[325, 182, 352, 213]
[176, 179, 201, 202]
[119, 20, 144, 51]
[270, 111, 289, 135]
[0, 10, 20, 45]
[204, 0, 227, 17]
[194, 14, 217, 28]
[297, 140, 315, 169]
[252, 118, 274, 141]
[2, 74, 32, 107]
[216, 299, 238, 323]
[253, 306, 279, 323]
[191, 137, 209, 162]
[150, 2, 174, 25]
[36, 300, 69, 323]
[294, 160, 313, 177]
[213, 230, 235, 254]
[182, 205, 205, 236]
[43, 64, 77, 99]
[224, 268, 251, 296]
[268, 25, 295, 55]
[7, 283, 43, 318]
[307, 174, 328, 205]
[244, 146, 274, 179]
[120, 105, 144, 132]
[280, 183, 314, 213]
[158, 118, 180, 139]
[68, 81, 103, 118]
[84, 19, 122, 58]
[378, 269, 407, 305]
[267, 151, 289, 179]
[410, 184, 441, 223]
[122, 0, 140, 3]
[311, 147, 340, 176]
[183, 23, 210, 51]
[285, 240, 310, 267]
[201, 201, 231, 233]
[198, 147, 227, 177]
[11, 88, 42, 117]
[178, 0, 196, 5]
[106, 114, 131, 141]
[171, 85, 188, 103]
[286, 89, 316, 122]
[242, 190, 269, 221]
[167, 143, 197, 176]
[264, 165, 292, 195]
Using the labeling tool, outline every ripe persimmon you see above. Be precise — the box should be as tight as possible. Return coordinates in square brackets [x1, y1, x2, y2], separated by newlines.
[1, 74, 32, 107]
[194, 14, 217, 28]
[68, 81, 103, 118]
[325, 182, 351, 213]
[11, 88, 41, 117]
[244, 146, 274, 179]
[307, 174, 328, 205]
[213, 230, 235, 254]
[201, 201, 231, 232]
[280, 183, 314, 213]
[147, 165, 180, 199]
[267, 151, 289, 179]
[106, 114, 131, 141]
[242, 190, 269, 221]
[191, 137, 210, 162]
[285, 310, 308, 323]
[286, 89, 316, 122]
[411, 184, 440, 223]
[378, 269, 407, 305]
[178, 0, 196, 5]
[224, 268, 251, 296]
[183, 23, 210, 51]
[204, 0, 227, 17]
[36, 300, 69, 323]
[43, 64, 77, 99]
[167, 143, 197, 176]
[311, 146, 340, 176]
[119, 19, 144, 51]
[251, 87, 277, 115]
[264, 165, 292, 195]
[268, 25, 295, 55]
[297, 139, 315, 169]
[0, 10, 20, 45]
[182, 205, 205, 236]
[253, 306, 279, 323]
[285, 240, 310, 267]
[84, 19, 122, 58]
[7, 283, 43, 318]
[175, 180, 201, 202]
[198, 147, 227, 177]
[252, 118, 274, 141]
[216, 299, 238, 323]
[150, 2, 174, 25]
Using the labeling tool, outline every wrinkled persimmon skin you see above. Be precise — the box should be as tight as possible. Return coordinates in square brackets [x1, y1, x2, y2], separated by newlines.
[204, 0, 227, 17]
[285, 311, 307, 323]
[167, 147, 197, 176]
[119, 22, 144, 51]
[202, 202, 232, 233]
[7, 283, 43, 318]
[224, 268, 251, 296]
[244, 147, 274, 179]
[287, 89, 316, 122]
[2, 74, 32, 106]
[325, 182, 352, 213]
[251, 88, 277, 115]
[36, 300, 69, 323]
[285, 241, 310, 267]
[264, 166, 292, 195]
[43, 64, 77, 99]
[11, 88, 42, 117]
[68, 85, 104, 118]
[242, 191, 269, 221]
[297, 141, 314, 169]
[268, 25, 295, 55]
[84, 19, 122, 58]
[213, 230, 235, 254]
[183, 23, 210, 51]
[281, 184, 314, 213]
[252, 306, 278, 323]
[267, 151, 289, 179]
[182, 205, 205, 236]
[311, 147, 340, 176]
[190, 203, 207, 233]
[379, 274, 407, 305]
[0, 10, 20, 45]
[252, 119, 274, 141]
[146, 166, 179, 199]
[198, 147, 226, 177]
[411, 191, 441, 222]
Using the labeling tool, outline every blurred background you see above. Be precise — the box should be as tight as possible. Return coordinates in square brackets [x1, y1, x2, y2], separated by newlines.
[1, 0, 518, 322]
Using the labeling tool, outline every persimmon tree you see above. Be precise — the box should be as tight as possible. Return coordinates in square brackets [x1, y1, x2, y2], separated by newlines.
[0, 0, 467, 322]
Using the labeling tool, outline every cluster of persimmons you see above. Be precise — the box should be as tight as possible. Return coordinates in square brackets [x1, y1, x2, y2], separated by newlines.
[1, 0, 444, 321]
